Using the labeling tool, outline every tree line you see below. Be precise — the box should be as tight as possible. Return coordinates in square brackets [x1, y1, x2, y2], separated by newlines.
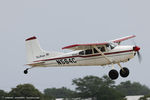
[0, 75, 150, 100]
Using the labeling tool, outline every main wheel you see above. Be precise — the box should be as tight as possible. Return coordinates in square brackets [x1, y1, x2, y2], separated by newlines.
[120, 67, 129, 78]
[109, 69, 119, 80]
[24, 69, 28, 74]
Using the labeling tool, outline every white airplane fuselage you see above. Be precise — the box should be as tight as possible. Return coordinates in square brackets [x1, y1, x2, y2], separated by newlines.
[31, 45, 135, 67]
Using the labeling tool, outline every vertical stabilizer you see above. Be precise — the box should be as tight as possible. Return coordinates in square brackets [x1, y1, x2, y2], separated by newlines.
[25, 36, 44, 63]
[25, 36, 65, 64]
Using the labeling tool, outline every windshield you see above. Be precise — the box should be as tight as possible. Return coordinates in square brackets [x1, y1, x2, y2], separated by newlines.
[107, 43, 117, 49]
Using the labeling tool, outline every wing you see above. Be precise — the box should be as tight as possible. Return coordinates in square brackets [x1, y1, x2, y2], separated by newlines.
[111, 35, 136, 44]
[62, 35, 136, 50]
[62, 42, 108, 50]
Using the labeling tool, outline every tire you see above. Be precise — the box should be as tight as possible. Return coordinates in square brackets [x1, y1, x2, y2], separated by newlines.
[109, 69, 119, 80]
[120, 67, 129, 78]
[24, 70, 28, 74]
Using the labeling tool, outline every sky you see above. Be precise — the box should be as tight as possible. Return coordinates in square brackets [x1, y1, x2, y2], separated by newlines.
[0, 0, 150, 92]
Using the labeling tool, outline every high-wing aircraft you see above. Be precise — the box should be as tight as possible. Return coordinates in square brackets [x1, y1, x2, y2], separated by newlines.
[24, 35, 141, 80]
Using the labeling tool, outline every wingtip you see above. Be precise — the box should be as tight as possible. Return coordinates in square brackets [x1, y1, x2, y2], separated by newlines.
[132, 35, 136, 37]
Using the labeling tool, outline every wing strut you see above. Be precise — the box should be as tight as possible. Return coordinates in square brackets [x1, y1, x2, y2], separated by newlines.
[93, 45, 112, 64]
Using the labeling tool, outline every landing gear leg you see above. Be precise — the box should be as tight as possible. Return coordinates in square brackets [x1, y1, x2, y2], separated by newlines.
[118, 63, 129, 78]
[108, 64, 119, 80]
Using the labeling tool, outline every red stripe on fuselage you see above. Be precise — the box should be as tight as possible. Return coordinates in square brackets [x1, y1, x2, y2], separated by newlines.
[33, 50, 134, 63]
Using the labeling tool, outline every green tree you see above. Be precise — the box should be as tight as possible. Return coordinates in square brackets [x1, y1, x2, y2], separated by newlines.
[0, 90, 7, 100]
[44, 87, 75, 98]
[72, 75, 124, 100]
[72, 75, 103, 98]
[9, 84, 42, 97]
[116, 81, 150, 95]
[97, 86, 124, 100]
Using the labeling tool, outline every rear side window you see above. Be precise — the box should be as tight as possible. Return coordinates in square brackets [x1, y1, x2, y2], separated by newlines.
[79, 51, 84, 55]
[94, 48, 98, 53]
[85, 49, 92, 55]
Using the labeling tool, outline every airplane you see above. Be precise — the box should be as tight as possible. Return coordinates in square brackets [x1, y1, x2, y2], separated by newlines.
[24, 35, 141, 80]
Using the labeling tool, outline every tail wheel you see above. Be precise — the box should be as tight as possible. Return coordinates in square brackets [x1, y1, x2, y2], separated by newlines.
[120, 67, 129, 78]
[109, 69, 119, 80]
[24, 69, 29, 74]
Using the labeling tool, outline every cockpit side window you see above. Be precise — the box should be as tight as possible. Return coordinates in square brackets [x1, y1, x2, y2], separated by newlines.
[101, 47, 105, 52]
[106, 43, 117, 50]
[85, 49, 92, 55]
[110, 43, 116, 49]
[98, 47, 106, 52]
[106, 44, 111, 50]
[110, 45, 114, 49]
[106, 44, 109, 47]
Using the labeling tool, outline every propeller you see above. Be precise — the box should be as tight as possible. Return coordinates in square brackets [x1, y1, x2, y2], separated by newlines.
[133, 45, 142, 63]
[132, 39, 142, 63]
[137, 50, 142, 63]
